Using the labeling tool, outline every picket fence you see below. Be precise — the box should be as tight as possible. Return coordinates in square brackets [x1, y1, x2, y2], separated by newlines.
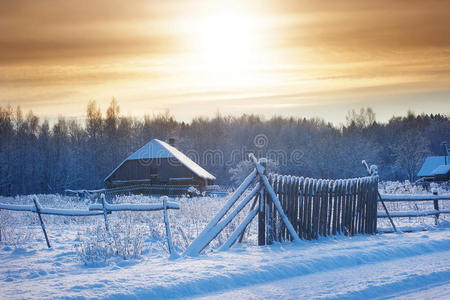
[261, 173, 379, 243]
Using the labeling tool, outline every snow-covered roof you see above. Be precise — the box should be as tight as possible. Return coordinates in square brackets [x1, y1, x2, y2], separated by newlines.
[417, 156, 449, 177]
[430, 164, 450, 176]
[104, 139, 216, 182]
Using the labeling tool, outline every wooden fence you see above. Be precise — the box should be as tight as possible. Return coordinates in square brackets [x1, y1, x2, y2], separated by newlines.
[377, 193, 450, 231]
[65, 184, 194, 199]
[259, 173, 379, 244]
[0, 195, 179, 256]
[184, 155, 379, 256]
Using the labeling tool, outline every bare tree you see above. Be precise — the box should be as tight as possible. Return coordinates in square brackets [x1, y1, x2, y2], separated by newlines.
[393, 131, 431, 181]
[346, 107, 376, 128]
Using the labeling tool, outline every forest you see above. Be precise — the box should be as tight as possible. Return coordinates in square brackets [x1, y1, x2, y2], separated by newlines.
[0, 99, 449, 196]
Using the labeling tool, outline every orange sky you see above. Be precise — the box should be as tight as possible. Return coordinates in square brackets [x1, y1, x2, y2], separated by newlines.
[1, 0, 449, 123]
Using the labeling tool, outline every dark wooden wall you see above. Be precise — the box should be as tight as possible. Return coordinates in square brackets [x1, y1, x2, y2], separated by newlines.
[106, 158, 206, 187]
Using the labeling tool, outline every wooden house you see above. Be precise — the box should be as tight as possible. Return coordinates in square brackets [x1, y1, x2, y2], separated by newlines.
[417, 143, 450, 183]
[104, 139, 216, 191]
[417, 156, 450, 182]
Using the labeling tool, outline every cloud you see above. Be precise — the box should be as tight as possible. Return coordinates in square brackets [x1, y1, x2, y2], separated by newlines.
[3, 0, 447, 63]
[0, 0, 181, 64]
[0, 0, 449, 123]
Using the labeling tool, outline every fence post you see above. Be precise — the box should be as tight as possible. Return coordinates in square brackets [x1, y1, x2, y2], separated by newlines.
[266, 174, 273, 245]
[258, 159, 267, 246]
[0, 206, 2, 242]
[433, 190, 439, 225]
[362, 160, 397, 233]
[162, 196, 177, 257]
[32, 196, 51, 248]
[250, 154, 300, 243]
[100, 194, 109, 232]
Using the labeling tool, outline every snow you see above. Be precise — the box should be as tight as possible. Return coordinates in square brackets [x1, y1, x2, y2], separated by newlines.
[169, 177, 195, 181]
[391, 282, 450, 299]
[198, 250, 450, 299]
[378, 209, 450, 218]
[0, 203, 34, 211]
[381, 194, 450, 201]
[0, 225, 449, 299]
[160, 139, 216, 180]
[0, 196, 181, 216]
[431, 164, 450, 176]
[1, 190, 450, 299]
[127, 138, 174, 160]
[417, 156, 448, 177]
[88, 202, 180, 212]
[104, 139, 216, 182]
[0, 202, 104, 216]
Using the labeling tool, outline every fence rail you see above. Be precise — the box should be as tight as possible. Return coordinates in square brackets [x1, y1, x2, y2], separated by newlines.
[379, 194, 450, 202]
[65, 184, 194, 198]
[89, 202, 180, 212]
[0, 203, 104, 216]
[378, 209, 450, 218]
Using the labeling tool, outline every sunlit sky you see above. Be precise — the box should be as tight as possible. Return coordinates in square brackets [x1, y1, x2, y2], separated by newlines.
[1, 0, 449, 124]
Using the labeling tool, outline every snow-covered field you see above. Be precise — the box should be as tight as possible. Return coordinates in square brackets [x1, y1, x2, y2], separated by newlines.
[0, 183, 449, 299]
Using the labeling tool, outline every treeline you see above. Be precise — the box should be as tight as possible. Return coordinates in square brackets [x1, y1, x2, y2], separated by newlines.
[0, 99, 449, 196]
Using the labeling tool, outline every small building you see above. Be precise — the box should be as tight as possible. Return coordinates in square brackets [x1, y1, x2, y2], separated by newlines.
[104, 139, 216, 192]
[417, 142, 450, 183]
[417, 153, 450, 183]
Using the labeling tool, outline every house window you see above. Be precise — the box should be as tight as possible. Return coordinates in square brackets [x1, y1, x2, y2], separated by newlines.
[150, 166, 158, 177]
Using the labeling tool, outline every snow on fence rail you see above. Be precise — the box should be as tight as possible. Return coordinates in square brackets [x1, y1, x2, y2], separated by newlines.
[65, 184, 193, 198]
[0, 195, 179, 256]
[0, 203, 104, 216]
[377, 209, 450, 218]
[89, 201, 180, 212]
[379, 194, 450, 202]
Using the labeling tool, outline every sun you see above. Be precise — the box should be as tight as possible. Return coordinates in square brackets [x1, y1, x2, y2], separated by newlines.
[187, 13, 261, 74]
[194, 14, 256, 72]
[175, 10, 279, 92]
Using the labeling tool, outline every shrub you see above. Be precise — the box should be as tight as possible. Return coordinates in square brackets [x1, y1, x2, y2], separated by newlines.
[75, 218, 146, 265]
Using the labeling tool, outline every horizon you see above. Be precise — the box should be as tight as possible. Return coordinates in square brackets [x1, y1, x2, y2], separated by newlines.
[1, 0, 449, 123]
[4, 103, 449, 128]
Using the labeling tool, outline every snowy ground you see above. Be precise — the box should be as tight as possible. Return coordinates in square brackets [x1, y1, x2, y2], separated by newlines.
[0, 226, 449, 299]
[199, 236, 450, 300]
[0, 186, 449, 299]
